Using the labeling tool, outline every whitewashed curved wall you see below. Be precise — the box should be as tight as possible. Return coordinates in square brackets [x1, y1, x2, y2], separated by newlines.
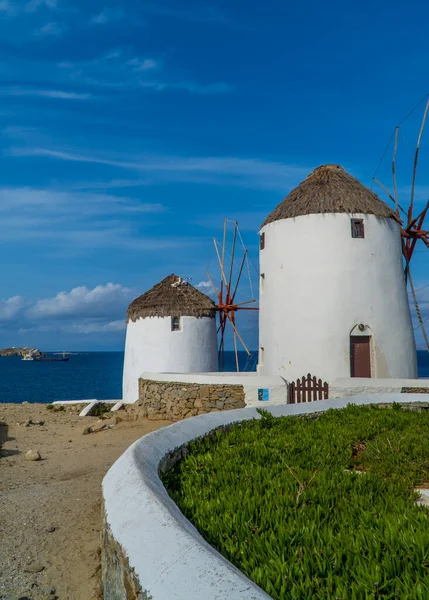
[258, 213, 417, 382]
[102, 393, 429, 600]
[123, 316, 218, 402]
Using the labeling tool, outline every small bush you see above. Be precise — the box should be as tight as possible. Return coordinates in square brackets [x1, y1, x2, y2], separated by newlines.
[163, 405, 429, 599]
[92, 403, 111, 418]
[46, 404, 53, 410]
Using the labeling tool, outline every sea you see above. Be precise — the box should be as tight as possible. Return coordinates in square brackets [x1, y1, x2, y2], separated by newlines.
[0, 351, 428, 404]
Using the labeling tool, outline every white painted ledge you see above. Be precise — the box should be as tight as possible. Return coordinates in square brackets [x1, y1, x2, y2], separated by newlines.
[79, 400, 99, 417]
[53, 399, 120, 405]
[102, 393, 429, 600]
[330, 378, 428, 398]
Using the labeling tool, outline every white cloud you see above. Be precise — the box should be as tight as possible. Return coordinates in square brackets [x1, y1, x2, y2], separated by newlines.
[140, 80, 232, 94]
[141, 3, 238, 28]
[196, 281, 216, 297]
[54, 50, 230, 94]
[0, 187, 164, 214]
[8, 146, 310, 190]
[0, 186, 172, 251]
[18, 324, 56, 335]
[2, 88, 92, 100]
[0, 0, 12, 13]
[127, 58, 159, 72]
[34, 21, 64, 36]
[0, 0, 57, 16]
[28, 283, 131, 320]
[26, 0, 57, 12]
[0, 296, 28, 321]
[91, 7, 124, 24]
[1, 283, 130, 340]
[71, 319, 126, 333]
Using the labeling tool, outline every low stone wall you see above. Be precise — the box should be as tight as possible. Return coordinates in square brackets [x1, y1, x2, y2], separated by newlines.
[139, 378, 245, 420]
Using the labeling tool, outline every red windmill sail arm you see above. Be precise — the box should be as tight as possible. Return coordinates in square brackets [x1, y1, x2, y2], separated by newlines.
[406, 201, 429, 231]
[216, 306, 258, 312]
[402, 201, 429, 270]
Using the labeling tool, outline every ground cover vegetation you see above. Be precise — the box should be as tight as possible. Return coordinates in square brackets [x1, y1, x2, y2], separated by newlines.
[162, 405, 429, 599]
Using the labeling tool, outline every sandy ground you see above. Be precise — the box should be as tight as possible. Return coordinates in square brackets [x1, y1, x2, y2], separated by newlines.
[0, 403, 170, 600]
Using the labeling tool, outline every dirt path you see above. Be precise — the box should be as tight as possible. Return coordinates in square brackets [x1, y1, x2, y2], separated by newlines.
[0, 403, 169, 600]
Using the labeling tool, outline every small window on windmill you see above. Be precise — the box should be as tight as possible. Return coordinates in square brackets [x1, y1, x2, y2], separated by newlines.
[171, 316, 181, 331]
[351, 219, 364, 239]
[260, 232, 265, 250]
[260, 273, 265, 294]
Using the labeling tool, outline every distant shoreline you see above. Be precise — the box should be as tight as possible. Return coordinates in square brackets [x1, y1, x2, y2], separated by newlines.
[0, 347, 39, 357]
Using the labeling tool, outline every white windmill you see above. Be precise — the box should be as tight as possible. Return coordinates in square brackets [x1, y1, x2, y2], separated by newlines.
[257, 163, 418, 383]
[122, 274, 218, 403]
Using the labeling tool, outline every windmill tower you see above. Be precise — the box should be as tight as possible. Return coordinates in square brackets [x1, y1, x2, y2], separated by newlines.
[122, 274, 218, 403]
[257, 164, 418, 382]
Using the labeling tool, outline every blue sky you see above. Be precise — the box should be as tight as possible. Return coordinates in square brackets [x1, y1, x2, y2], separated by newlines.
[0, 0, 428, 351]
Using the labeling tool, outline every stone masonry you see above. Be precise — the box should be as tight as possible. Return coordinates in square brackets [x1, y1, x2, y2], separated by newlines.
[138, 379, 246, 420]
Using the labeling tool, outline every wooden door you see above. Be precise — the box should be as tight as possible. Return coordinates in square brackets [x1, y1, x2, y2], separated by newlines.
[350, 336, 371, 378]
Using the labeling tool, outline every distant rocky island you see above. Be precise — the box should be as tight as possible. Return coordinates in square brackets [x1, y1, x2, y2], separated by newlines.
[0, 347, 40, 357]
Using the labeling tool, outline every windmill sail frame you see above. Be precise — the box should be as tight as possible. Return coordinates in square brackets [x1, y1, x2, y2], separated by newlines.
[208, 220, 258, 371]
[373, 97, 429, 352]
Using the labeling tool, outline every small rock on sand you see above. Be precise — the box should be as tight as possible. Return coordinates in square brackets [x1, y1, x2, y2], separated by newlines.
[83, 416, 121, 435]
[46, 525, 56, 533]
[24, 449, 41, 461]
[24, 419, 45, 427]
[23, 562, 45, 573]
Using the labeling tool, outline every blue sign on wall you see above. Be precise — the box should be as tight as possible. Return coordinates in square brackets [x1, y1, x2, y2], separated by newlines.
[258, 388, 269, 402]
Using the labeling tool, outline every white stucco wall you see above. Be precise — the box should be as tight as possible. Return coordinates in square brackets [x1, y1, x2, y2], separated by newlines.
[123, 316, 218, 403]
[258, 213, 417, 382]
[330, 377, 428, 398]
[140, 371, 289, 406]
[102, 393, 429, 600]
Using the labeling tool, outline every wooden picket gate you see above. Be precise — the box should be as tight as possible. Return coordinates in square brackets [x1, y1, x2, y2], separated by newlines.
[288, 373, 329, 404]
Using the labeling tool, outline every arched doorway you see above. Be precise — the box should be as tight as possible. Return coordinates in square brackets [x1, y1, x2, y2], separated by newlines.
[350, 324, 373, 378]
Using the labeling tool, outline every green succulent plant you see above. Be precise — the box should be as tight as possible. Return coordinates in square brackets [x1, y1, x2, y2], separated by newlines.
[162, 404, 429, 599]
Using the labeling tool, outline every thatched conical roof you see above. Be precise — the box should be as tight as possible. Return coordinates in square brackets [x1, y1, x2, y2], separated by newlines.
[127, 274, 216, 322]
[262, 164, 399, 227]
